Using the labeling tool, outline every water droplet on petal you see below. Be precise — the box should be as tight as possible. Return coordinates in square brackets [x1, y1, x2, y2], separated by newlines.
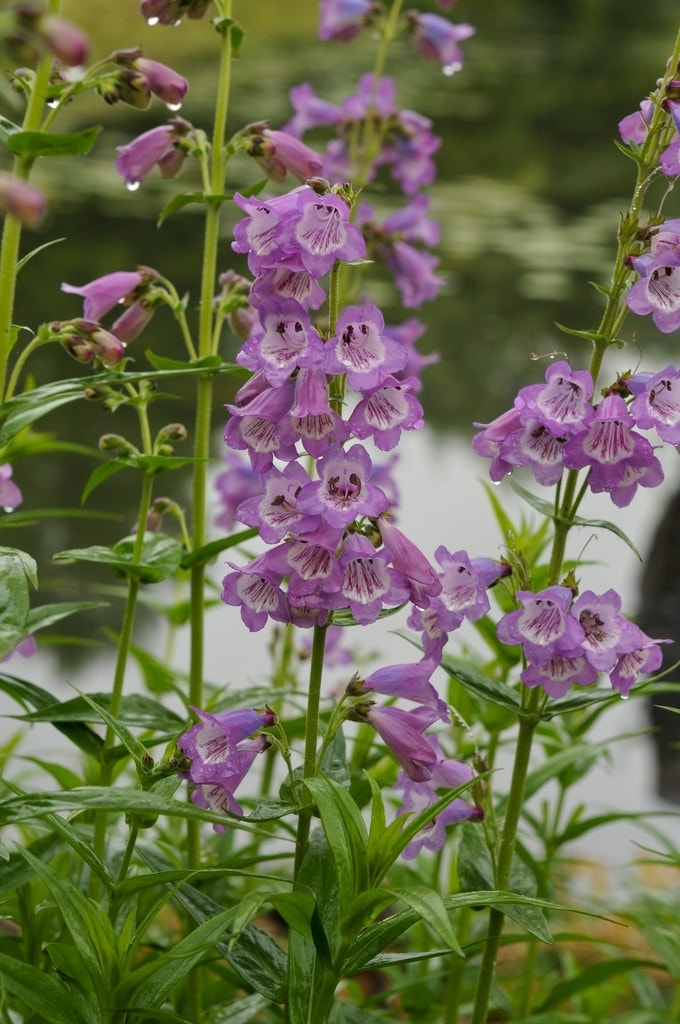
[166, 101, 182, 112]
[491, 479, 501, 487]
[147, 16, 159, 24]
[3, 505, 15, 513]
[443, 62, 462, 76]
[126, 180, 141, 192]
[620, 693, 629, 700]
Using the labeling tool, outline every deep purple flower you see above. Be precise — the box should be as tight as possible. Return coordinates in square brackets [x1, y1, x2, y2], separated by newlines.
[521, 654, 598, 699]
[496, 586, 585, 667]
[0, 465, 22, 513]
[629, 365, 680, 444]
[296, 443, 389, 529]
[407, 13, 475, 75]
[0, 173, 45, 228]
[115, 118, 192, 189]
[362, 705, 440, 781]
[563, 393, 664, 507]
[318, 0, 377, 41]
[238, 298, 325, 386]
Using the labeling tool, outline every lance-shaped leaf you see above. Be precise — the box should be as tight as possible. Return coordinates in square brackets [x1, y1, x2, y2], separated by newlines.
[7, 126, 100, 157]
[54, 532, 183, 584]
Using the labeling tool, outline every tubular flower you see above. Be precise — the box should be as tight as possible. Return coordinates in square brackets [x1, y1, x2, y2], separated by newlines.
[0, 172, 45, 228]
[0, 464, 22, 512]
[406, 12, 475, 75]
[140, 0, 210, 25]
[115, 117, 193, 189]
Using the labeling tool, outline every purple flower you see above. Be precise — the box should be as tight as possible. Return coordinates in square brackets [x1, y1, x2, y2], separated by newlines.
[407, 13, 475, 75]
[394, 741, 481, 859]
[56, 318, 126, 368]
[326, 303, 406, 391]
[610, 635, 668, 697]
[221, 555, 290, 632]
[296, 443, 389, 529]
[500, 420, 568, 486]
[520, 654, 598, 699]
[496, 586, 585, 667]
[0, 465, 22, 513]
[0, 173, 45, 228]
[360, 657, 448, 721]
[140, 0, 210, 25]
[472, 406, 525, 482]
[289, 365, 350, 457]
[516, 361, 595, 436]
[1, 636, 37, 663]
[115, 118, 192, 189]
[225, 376, 299, 472]
[291, 189, 366, 275]
[563, 393, 664, 507]
[435, 547, 507, 631]
[375, 516, 441, 606]
[618, 98, 655, 145]
[572, 589, 642, 672]
[239, 298, 326, 386]
[215, 450, 262, 528]
[626, 257, 680, 333]
[236, 462, 318, 543]
[318, 0, 377, 41]
[246, 126, 323, 183]
[337, 533, 409, 625]
[284, 83, 342, 137]
[629, 365, 680, 444]
[348, 375, 424, 451]
[61, 270, 146, 321]
[20, 9, 89, 66]
[178, 705, 275, 783]
[135, 57, 188, 109]
[384, 318, 439, 390]
[362, 705, 440, 781]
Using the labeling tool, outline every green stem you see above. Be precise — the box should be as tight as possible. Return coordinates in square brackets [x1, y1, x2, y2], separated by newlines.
[469, 688, 541, 1024]
[0, 0, 60, 401]
[293, 622, 328, 878]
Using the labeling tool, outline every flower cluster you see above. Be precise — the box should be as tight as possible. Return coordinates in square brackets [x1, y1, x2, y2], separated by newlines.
[177, 706, 275, 824]
[472, 359, 666, 508]
[619, 85, 680, 178]
[625, 218, 680, 333]
[496, 585, 667, 698]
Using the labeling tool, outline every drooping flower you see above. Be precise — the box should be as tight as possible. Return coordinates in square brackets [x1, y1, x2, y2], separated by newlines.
[563, 392, 664, 507]
[61, 269, 147, 321]
[115, 117, 193, 189]
[0, 172, 45, 228]
[178, 705, 275, 824]
[140, 0, 210, 25]
[375, 515, 441, 605]
[318, 0, 379, 42]
[337, 532, 410, 625]
[221, 554, 290, 632]
[359, 656, 448, 720]
[245, 125, 324, 183]
[361, 704, 440, 781]
[406, 12, 475, 75]
[0, 464, 22, 513]
[626, 256, 680, 333]
[610, 634, 668, 697]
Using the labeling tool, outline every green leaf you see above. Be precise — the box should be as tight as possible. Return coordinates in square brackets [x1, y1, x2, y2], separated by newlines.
[388, 885, 462, 954]
[537, 957, 664, 1011]
[0, 545, 38, 593]
[180, 528, 258, 568]
[54, 532, 184, 584]
[568, 511, 641, 559]
[157, 191, 233, 226]
[330, 601, 407, 627]
[7, 125, 101, 157]
[0, 115, 21, 143]
[81, 460, 130, 504]
[16, 235, 65, 273]
[269, 891, 316, 940]
[440, 654, 523, 714]
[0, 673, 104, 759]
[0, 952, 88, 1024]
[145, 351, 225, 372]
[25, 600, 109, 633]
[75, 689, 151, 769]
[303, 776, 369, 907]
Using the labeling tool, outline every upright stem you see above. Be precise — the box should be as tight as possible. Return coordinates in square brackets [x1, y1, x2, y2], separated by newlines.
[186, 2, 233, 873]
[469, 688, 541, 1024]
[293, 622, 328, 877]
[0, 0, 60, 400]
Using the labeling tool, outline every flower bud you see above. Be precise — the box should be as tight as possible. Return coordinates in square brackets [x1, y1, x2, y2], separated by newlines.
[98, 433, 136, 454]
[0, 172, 45, 228]
[157, 423, 188, 442]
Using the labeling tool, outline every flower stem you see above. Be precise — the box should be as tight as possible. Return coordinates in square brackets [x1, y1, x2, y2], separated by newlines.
[469, 687, 541, 1024]
[293, 621, 328, 877]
